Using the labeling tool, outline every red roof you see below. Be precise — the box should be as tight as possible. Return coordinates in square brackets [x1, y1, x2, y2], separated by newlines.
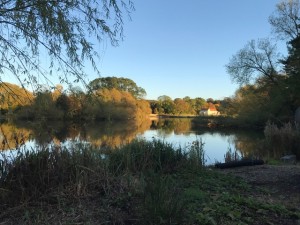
[209, 104, 217, 111]
[201, 104, 217, 111]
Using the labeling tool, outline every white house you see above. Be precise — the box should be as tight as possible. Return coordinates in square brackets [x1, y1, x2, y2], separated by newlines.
[199, 104, 220, 116]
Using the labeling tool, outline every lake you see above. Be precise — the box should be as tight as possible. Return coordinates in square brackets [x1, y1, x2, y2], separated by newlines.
[0, 118, 266, 165]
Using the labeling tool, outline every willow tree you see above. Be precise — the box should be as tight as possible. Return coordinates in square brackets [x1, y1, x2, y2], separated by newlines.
[0, 0, 134, 90]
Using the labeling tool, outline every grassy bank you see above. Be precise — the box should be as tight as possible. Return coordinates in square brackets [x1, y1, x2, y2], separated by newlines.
[0, 140, 299, 224]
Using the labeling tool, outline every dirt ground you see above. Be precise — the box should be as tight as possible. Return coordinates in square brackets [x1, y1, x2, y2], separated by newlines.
[217, 164, 300, 211]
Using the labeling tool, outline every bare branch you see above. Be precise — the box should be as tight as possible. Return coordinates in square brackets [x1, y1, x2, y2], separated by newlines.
[226, 39, 281, 86]
[269, 0, 300, 41]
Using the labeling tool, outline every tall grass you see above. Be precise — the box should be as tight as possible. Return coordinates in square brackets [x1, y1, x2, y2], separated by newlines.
[108, 139, 185, 174]
[0, 144, 109, 206]
[0, 138, 205, 224]
[186, 139, 206, 169]
[264, 121, 300, 159]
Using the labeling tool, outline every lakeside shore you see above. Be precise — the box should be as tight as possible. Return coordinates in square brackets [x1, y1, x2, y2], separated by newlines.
[149, 113, 197, 119]
[0, 139, 299, 224]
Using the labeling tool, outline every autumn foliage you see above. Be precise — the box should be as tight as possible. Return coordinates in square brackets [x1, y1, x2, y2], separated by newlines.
[3, 81, 151, 122]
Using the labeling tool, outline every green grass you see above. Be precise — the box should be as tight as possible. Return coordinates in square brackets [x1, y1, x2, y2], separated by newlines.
[0, 139, 299, 224]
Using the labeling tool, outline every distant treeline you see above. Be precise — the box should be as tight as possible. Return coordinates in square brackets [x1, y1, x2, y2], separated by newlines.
[0, 77, 222, 122]
[149, 95, 220, 115]
[0, 78, 151, 122]
[1, 72, 298, 128]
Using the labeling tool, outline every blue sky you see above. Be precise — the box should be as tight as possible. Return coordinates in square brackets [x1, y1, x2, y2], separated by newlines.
[6, 0, 285, 100]
[90, 0, 286, 100]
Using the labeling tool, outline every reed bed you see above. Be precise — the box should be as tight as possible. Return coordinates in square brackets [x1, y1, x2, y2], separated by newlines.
[0, 138, 205, 224]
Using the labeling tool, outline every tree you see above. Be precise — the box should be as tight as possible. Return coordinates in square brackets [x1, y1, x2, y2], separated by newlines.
[32, 90, 63, 119]
[226, 39, 281, 86]
[225, 0, 300, 124]
[67, 86, 86, 119]
[157, 95, 175, 114]
[55, 93, 71, 115]
[206, 98, 214, 104]
[0, 0, 133, 89]
[219, 97, 238, 116]
[269, 0, 300, 108]
[89, 77, 146, 99]
[269, 0, 300, 41]
[280, 36, 300, 109]
[52, 84, 64, 101]
[193, 97, 207, 114]
[174, 98, 193, 115]
[157, 95, 172, 102]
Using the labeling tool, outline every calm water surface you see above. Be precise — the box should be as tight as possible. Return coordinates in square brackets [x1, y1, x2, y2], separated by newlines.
[0, 118, 265, 164]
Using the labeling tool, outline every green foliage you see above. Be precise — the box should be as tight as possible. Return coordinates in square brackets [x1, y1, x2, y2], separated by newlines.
[156, 95, 176, 114]
[282, 36, 300, 109]
[89, 76, 147, 99]
[219, 97, 238, 116]
[186, 139, 206, 170]
[150, 97, 215, 116]
[220, 82, 293, 128]
[181, 170, 299, 225]
[142, 172, 185, 224]
[174, 98, 195, 115]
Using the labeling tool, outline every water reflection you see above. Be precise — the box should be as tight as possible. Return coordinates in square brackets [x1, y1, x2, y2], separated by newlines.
[2, 119, 151, 150]
[150, 118, 192, 136]
[0, 118, 266, 164]
[0, 123, 32, 150]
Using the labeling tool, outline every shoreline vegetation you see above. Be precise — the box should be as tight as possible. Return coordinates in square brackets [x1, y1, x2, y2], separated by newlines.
[0, 139, 299, 224]
[151, 114, 266, 130]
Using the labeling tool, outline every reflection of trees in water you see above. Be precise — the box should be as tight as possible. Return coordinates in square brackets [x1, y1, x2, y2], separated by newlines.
[226, 131, 264, 159]
[81, 120, 151, 148]
[0, 123, 33, 150]
[151, 119, 192, 136]
[9, 119, 152, 149]
[192, 128, 265, 161]
[150, 119, 264, 160]
[2, 119, 267, 161]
